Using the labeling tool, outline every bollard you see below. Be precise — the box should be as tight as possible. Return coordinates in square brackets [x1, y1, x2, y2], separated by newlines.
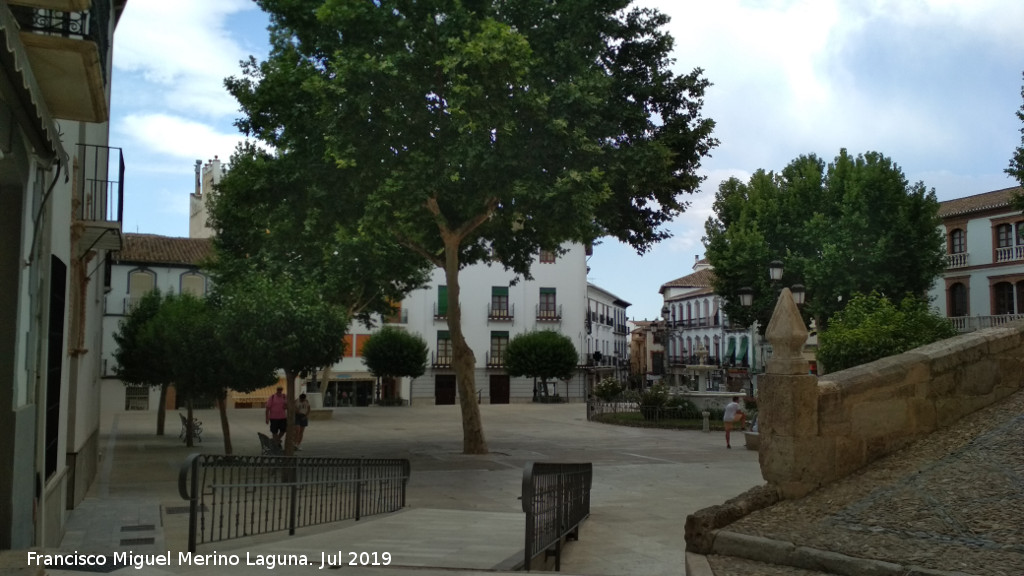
[701, 411, 710, 433]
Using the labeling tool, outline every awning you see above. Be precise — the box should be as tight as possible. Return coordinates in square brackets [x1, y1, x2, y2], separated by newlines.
[738, 336, 749, 363]
[725, 338, 736, 363]
[0, 8, 65, 164]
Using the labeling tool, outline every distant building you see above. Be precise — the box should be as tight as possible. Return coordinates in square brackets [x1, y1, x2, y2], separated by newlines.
[929, 186, 1024, 331]
[583, 284, 631, 388]
[189, 156, 224, 239]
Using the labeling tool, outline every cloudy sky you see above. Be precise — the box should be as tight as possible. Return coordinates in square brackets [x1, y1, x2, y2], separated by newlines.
[109, 0, 1024, 321]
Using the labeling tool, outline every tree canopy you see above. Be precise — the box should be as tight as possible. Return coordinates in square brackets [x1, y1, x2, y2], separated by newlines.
[704, 150, 946, 332]
[113, 289, 173, 434]
[1009, 72, 1024, 192]
[816, 293, 957, 373]
[227, 0, 717, 453]
[361, 326, 429, 382]
[505, 331, 579, 396]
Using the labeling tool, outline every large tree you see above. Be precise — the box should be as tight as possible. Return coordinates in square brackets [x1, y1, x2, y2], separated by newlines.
[361, 326, 429, 402]
[113, 290, 173, 435]
[505, 331, 579, 400]
[217, 273, 349, 455]
[227, 0, 717, 453]
[705, 150, 946, 332]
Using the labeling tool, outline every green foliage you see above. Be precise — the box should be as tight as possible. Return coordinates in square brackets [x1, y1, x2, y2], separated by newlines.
[113, 290, 170, 388]
[665, 395, 701, 419]
[817, 293, 958, 373]
[505, 331, 579, 384]
[594, 377, 624, 401]
[361, 326, 429, 380]
[638, 383, 670, 407]
[1009, 73, 1024, 207]
[704, 150, 946, 332]
[216, 273, 349, 378]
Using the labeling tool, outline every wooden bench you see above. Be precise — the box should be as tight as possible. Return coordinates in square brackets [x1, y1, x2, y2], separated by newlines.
[179, 413, 203, 443]
[258, 432, 284, 456]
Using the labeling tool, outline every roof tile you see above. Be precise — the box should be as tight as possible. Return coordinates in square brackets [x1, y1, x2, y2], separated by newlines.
[116, 234, 213, 266]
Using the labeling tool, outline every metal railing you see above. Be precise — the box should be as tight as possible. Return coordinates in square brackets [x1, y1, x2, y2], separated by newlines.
[77, 144, 124, 224]
[536, 304, 562, 321]
[10, 0, 112, 83]
[522, 462, 592, 571]
[178, 454, 410, 552]
[487, 302, 514, 320]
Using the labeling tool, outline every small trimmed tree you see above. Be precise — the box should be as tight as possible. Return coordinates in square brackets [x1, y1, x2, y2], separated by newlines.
[817, 293, 957, 374]
[361, 326, 429, 403]
[114, 289, 173, 435]
[505, 331, 579, 401]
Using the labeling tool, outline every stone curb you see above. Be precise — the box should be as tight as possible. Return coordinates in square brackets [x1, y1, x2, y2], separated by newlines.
[684, 551, 716, 576]
[712, 530, 976, 576]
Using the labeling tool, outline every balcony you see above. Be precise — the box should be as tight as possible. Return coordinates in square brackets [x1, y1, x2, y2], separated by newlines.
[433, 303, 447, 320]
[946, 252, 969, 269]
[536, 304, 562, 322]
[75, 143, 123, 253]
[950, 314, 1024, 333]
[431, 351, 452, 368]
[487, 303, 514, 321]
[484, 351, 505, 368]
[994, 246, 1024, 264]
[10, 0, 117, 122]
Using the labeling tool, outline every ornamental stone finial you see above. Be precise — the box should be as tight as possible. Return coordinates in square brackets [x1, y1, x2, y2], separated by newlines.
[765, 287, 809, 375]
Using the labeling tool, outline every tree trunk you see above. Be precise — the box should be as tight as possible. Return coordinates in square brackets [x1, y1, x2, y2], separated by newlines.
[156, 383, 169, 435]
[284, 369, 297, 456]
[217, 393, 232, 455]
[443, 246, 488, 454]
[185, 399, 194, 448]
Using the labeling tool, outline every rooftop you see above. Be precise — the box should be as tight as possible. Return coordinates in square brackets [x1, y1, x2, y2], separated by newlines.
[114, 233, 213, 266]
[937, 186, 1022, 218]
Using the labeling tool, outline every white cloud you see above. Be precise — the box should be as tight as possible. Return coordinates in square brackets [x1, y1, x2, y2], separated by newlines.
[117, 113, 246, 161]
[114, 0, 259, 117]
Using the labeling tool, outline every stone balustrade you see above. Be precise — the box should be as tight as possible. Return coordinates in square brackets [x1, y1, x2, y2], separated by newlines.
[758, 291, 1024, 499]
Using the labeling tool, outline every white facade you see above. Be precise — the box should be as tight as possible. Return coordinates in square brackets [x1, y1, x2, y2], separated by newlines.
[584, 283, 631, 386]
[928, 186, 1024, 331]
[100, 235, 213, 413]
[319, 245, 591, 405]
[1, 0, 127, 548]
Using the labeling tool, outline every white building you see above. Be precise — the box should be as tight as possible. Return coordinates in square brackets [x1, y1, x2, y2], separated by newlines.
[928, 186, 1024, 330]
[100, 234, 213, 412]
[189, 156, 224, 239]
[583, 283, 631, 388]
[0, 0, 127, 548]
[657, 257, 755, 392]
[319, 245, 592, 404]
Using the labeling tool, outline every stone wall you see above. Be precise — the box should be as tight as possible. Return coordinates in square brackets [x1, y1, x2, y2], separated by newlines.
[760, 320, 1024, 498]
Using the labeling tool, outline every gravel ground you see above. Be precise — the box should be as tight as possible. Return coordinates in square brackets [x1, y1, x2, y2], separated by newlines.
[721, 389, 1024, 576]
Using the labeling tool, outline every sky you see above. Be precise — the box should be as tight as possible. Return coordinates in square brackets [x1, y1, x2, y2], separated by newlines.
[109, 0, 1024, 322]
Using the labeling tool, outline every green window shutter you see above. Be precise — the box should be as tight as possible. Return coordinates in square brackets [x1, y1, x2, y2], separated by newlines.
[437, 330, 450, 340]
[492, 286, 508, 296]
[491, 331, 509, 339]
[739, 336, 749, 362]
[540, 287, 556, 295]
[438, 285, 448, 315]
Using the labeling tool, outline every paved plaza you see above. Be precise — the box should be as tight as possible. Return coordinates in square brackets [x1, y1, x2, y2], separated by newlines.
[46, 402, 762, 576]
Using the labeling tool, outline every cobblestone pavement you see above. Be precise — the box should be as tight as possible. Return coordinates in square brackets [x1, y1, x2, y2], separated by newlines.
[717, 389, 1024, 576]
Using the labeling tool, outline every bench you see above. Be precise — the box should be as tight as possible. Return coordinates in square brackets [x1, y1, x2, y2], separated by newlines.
[179, 413, 203, 443]
[258, 432, 284, 456]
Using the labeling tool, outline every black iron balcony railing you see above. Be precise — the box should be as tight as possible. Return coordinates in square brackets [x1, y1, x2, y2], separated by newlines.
[432, 351, 452, 368]
[536, 304, 562, 321]
[433, 303, 447, 320]
[77, 143, 124, 224]
[10, 0, 112, 84]
[487, 303, 514, 321]
[485, 351, 505, 368]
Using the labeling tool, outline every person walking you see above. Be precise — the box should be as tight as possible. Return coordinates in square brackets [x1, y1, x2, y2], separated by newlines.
[265, 386, 288, 444]
[294, 393, 311, 450]
[723, 396, 746, 449]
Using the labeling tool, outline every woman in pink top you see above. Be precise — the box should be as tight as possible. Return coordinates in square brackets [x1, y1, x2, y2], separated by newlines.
[265, 387, 288, 443]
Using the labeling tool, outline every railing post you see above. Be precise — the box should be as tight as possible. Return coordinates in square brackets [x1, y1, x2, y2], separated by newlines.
[288, 458, 299, 535]
[355, 459, 363, 521]
[176, 454, 201, 553]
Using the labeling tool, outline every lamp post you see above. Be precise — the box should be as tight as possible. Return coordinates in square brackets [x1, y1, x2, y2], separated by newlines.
[740, 261, 806, 392]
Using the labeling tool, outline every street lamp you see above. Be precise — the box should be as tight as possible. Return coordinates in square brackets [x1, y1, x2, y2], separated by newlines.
[739, 261, 807, 388]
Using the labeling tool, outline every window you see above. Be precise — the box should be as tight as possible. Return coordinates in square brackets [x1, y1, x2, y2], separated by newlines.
[490, 286, 510, 318]
[181, 272, 206, 296]
[997, 224, 1013, 248]
[1017, 223, 1024, 245]
[948, 283, 967, 317]
[436, 331, 452, 364]
[540, 250, 556, 263]
[539, 287, 558, 319]
[436, 285, 448, 318]
[127, 269, 155, 311]
[993, 282, 1014, 315]
[354, 334, 370, 357]
[949, 229, 965, 254]
[489, 331, 509, 366]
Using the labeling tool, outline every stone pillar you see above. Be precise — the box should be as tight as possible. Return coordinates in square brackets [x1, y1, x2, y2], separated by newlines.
[758, 288, 827, 499]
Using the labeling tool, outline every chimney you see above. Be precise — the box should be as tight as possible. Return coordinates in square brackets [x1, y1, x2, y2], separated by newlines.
[194, 160, 202, 196]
